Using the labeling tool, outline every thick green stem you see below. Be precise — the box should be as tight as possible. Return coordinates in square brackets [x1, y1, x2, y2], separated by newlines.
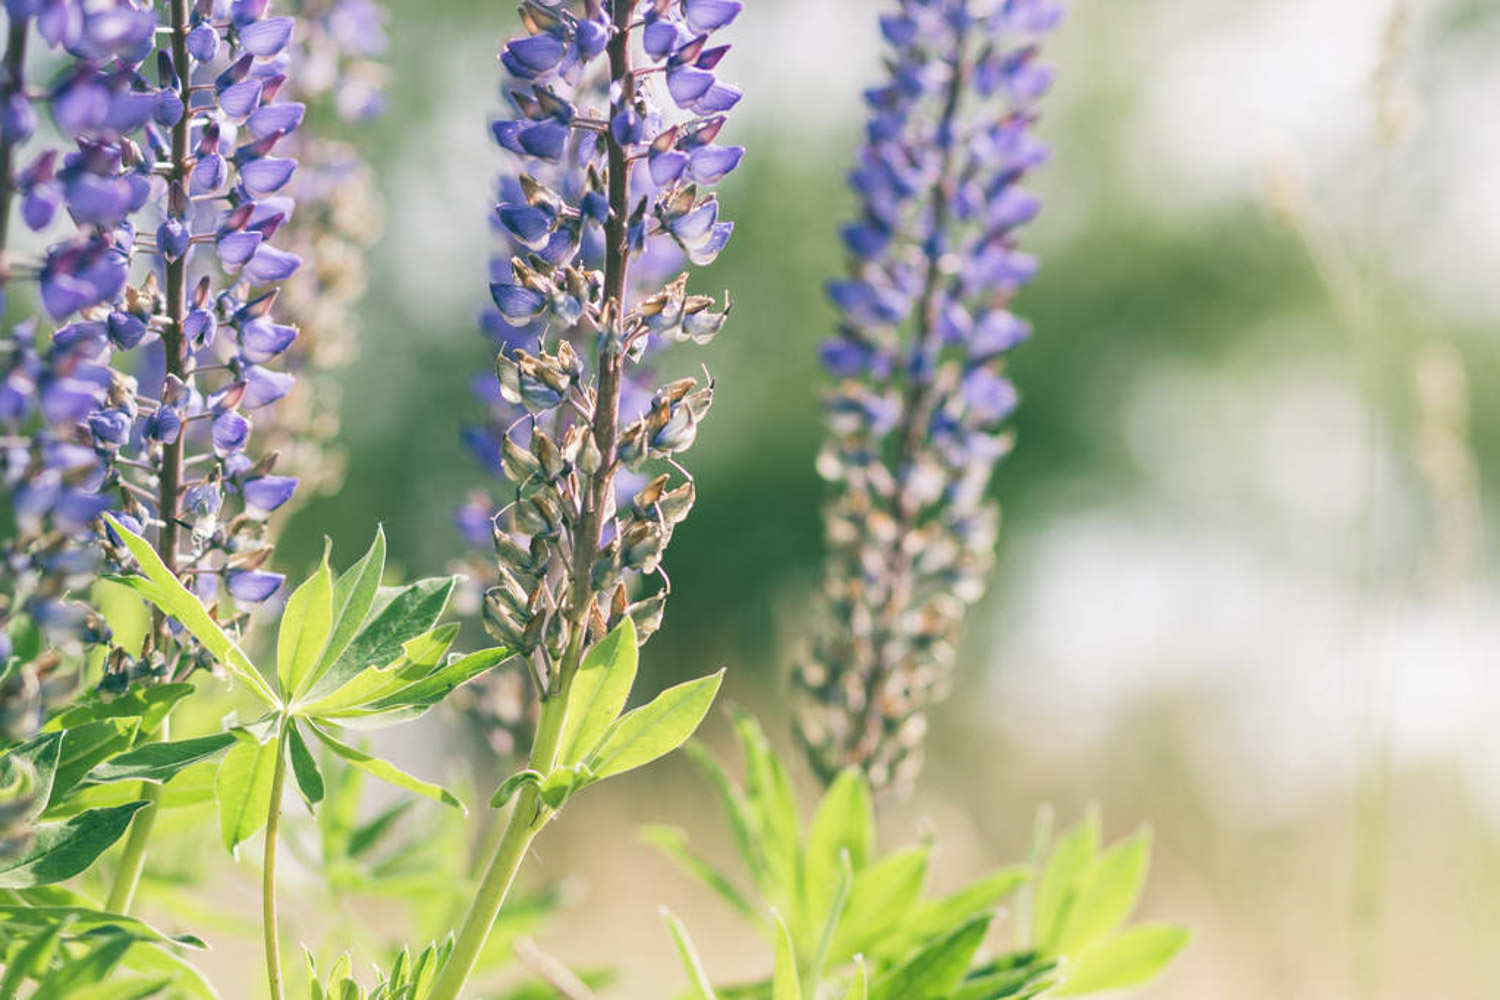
[428, 694, 569, 1000]
[262, 723, 291, 1000]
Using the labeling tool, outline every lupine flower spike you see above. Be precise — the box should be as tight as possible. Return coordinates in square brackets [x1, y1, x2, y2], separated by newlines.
[470, 0, 741, 699]
[430, 4, 742, 996]
[795, 0, 1063, 795]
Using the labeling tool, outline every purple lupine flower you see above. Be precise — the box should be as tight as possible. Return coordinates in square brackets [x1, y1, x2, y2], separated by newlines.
[795, 0, 1063, 795]
[467, 0, 741, 701]
[0, 0, 311, 694]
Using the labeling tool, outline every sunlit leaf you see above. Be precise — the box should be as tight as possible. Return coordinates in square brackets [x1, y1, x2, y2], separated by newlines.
[286, 722, 325, 809]
[559, 618, 637, 766]
[278, 550, 335, 699]
[305, 722, 463, 811]
[772, 910, 802, 1000]
[586, 670, 723, 781]
[0, 802, 148, 888]
[661, 908, 719, 1000]
[215, 732, 280, 857]
[102, 515, 277, 706]
[1051, 924, 1190, 996]
[1054, 829, 1151, 954]
[85, 732, 236, 786]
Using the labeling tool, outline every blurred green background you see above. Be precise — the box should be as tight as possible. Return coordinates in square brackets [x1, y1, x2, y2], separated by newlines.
[255, 0, 1500, 996]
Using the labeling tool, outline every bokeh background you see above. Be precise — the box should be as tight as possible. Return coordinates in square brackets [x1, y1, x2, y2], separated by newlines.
[205, 0, 1500, 995]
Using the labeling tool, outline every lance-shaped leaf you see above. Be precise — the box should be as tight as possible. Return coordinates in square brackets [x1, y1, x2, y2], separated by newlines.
[277, 549, 334, 699]
[772, 910, 803, 1000]
[559, 617, 637, 766]
[45, 683, 194, 733]
[215, 731, 281, 857]
[0, 802, 148, 888]
[300, 576, 458, 702]
[85, 732, 237, 785]
[1052, 828, 1152, 955]
[103, 515, 278, 706]
[302, 527, 387, 694]
[641, 825, 759, 922]
[1035, 814, 1101, 954]
[844, 959, 868, 1000]
[586, 670, 723, 782]
[661, 908, 719, 1000]
[827, 846, 930, 965]
[0, 903, 205, 948]
[305, 721, 463, 811]
[869, 914, 991, 1000]
[300, 647, 508, 730]
[804, 767, 874, 934]
[286, 722, 324, 808]
[1051, 924, 1190, 996]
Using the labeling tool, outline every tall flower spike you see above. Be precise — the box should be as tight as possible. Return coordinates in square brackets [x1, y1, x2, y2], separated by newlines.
[470, 0, 742, 699]
[794, 0, 1063, 795]
[1, 0, 309, 707]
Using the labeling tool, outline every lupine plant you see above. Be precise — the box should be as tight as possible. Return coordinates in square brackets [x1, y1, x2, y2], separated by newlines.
[0, 0, 1189, 998]
[794, 0, 1062, 795]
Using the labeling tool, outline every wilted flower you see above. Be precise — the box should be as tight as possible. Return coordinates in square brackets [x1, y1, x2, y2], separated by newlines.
[794, 0, 1063, 795]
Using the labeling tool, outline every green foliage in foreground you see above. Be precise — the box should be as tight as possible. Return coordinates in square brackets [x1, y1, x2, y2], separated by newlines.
[652, 715, 1189, 999]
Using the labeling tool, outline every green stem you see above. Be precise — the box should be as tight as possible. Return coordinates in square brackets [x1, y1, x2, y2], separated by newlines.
[105, 0, 192, 915]
[104, 718, 169, 913]
[262, 722, 291, 1000]
[428, 693, 569, 1000]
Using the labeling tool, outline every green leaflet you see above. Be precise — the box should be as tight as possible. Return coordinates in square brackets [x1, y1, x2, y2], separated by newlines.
[587, 670, 724, 781]
[826, 846, 930, 965]
[1034, 813, 1100, 954]
[305, 721, 463, 811]
[215, 732, 280, 857]
[772, 910, 803, 1000]
[640, 825, 759, 921]
[804, 768, 874, 936]
[1051, 924, 1190, 996]
[286, 722, 325, 808]
[1052, 829, 1151, 955]
[302, 527, 387, 696]
[662, 908, 719, 1000]
[0, 802, 148, 888]
[300, 576, 458, 702]
[84, 732, 236, 786]
[558, 617, 637, 766]
[868, 915, 990, 1000]
[103, 515, 277, 706]
[277, 549, 335, 700]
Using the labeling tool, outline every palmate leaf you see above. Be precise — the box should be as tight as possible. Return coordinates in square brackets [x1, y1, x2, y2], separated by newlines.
[103, 515, 277, 707]
[300, 575, 458, 703]
[0, 802, 148, 888]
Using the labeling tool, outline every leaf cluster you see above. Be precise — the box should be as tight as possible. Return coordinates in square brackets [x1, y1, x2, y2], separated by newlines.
[652, 715, 1188, 999]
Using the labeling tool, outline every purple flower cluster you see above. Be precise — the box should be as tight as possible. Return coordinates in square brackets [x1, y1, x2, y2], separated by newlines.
[469, 0, 741, 693]
[795, 0, 1062, 793]
[1, 0, 310, 691]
